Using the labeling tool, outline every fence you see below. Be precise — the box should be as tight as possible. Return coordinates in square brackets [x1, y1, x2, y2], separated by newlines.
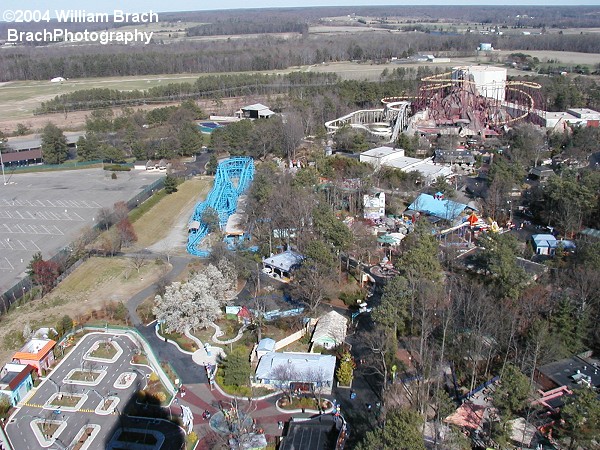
[0, 176, 166, 315]
[4, 159, 103, 173]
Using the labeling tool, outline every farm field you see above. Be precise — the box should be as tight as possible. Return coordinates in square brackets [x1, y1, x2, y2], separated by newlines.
[2, 50, 600, 132]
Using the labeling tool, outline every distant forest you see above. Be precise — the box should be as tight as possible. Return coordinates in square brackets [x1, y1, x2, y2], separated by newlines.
[1, 6, 600, 81]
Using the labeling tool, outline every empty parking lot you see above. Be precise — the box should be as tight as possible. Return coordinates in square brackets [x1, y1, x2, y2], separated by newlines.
[0, 168, 163, 293]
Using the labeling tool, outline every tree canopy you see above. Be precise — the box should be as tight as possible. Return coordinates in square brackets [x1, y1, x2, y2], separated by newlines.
[153, 261, 236, 333]
[41, 122, 68, 164]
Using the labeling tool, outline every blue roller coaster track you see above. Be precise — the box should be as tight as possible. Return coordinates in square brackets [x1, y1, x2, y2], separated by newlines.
[187, 157, 255, 257]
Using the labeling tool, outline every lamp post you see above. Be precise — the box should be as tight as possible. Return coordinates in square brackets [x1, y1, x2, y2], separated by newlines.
[0, 144, 6, 185]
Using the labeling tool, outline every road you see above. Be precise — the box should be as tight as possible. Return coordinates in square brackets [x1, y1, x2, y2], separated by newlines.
[5, 332, 183, 450]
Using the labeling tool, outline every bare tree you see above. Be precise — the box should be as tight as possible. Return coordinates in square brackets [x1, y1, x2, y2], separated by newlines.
[130, 254, 148, 274]
[271, 363, 298, 403]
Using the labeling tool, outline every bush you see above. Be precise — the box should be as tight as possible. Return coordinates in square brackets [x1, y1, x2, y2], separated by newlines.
[0, 394, 11, 417]
[149, 372, 160, 383]
[103, 164, 131, 171]
[339, 289, 364, 307]
[2, 329, 25, 350]
[111, 172, 118, 179]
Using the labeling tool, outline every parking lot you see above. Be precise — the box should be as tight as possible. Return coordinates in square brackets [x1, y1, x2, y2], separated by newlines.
[0, 168, 163, 293]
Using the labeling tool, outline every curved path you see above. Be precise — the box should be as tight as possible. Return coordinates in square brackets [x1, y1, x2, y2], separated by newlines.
[208, 321, 248, 345]
[126, 254, 192, 326]
[122, 251, 316, 446]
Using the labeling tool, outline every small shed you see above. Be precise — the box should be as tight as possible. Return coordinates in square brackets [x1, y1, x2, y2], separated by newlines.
[255, 338, 276, 360]
[311, 311, 348, 350]
[531, 234, 576, 256]
[12, 339, 56, 376]
[237, 306, 252, 325]
[444, 402, 485, 430]
[0, 363, 35, 406]
[528, 166, 555, 182]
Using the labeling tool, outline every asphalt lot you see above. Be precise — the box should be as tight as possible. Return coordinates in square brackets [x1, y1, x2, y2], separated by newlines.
[0, 168, 164, 293]
[5, 331, 183, 450]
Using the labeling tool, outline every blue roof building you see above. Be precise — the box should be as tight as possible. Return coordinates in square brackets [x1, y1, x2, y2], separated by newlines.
[531, 234, 576, 256]
[407, 193, 470, 221]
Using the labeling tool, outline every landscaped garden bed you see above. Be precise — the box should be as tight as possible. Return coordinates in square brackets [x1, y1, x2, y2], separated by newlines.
[71, 424, 100, 450]
[87, 340, 119, 360]
[114, 372, 137, 389]
[276, 396, 333, 413]
[63, 368, 106, 386]
[47, 393, 86, 408]
[95, 396, 120, 415]
[30, 418, 68, 447]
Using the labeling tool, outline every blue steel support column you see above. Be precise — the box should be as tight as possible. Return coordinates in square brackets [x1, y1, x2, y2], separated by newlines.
[186, 157, 255, 257]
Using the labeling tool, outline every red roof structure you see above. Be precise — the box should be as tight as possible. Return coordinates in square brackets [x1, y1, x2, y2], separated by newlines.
[445, 402, 486, 430]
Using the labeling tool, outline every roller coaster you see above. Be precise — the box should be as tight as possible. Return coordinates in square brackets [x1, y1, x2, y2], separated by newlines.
[324, 100, 412, 143]
[187, 157, 254, 257]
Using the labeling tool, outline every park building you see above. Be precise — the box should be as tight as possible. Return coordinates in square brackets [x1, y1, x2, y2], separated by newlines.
[0, 363, 36, 407]
[235, 103, 276, 120]
[11, 338, 56, 376]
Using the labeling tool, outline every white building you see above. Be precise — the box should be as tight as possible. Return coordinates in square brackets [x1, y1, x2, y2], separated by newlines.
[311, 311, 347, 350]
[452, 66, 507, 102]
[539, 108, 600, 129]
[363, 192, 385, 220]
[360, 147, 453, 184]
[254, 352, 336, 394]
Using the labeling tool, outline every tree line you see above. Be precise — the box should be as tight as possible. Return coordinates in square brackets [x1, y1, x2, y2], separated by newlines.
[186, 20, 308, 36]
[6, 25, 600, 82]
[35, 72, 339, 114]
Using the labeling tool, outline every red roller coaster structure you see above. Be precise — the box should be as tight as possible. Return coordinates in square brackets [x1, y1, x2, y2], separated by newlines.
[413, 70, 545, 133]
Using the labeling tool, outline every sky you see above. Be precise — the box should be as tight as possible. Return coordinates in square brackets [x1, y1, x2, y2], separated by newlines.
[3, 0, 600, 15]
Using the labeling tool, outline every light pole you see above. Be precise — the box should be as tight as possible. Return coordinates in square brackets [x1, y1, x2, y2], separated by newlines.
[0, 144, 6, 185]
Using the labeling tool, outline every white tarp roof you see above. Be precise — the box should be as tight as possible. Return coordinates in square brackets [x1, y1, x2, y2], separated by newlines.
[311, 311, 347, 345]
[262, 250, 304, 272]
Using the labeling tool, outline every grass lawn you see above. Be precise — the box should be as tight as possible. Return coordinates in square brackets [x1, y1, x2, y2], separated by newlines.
[132, 177, 211, 248]
[67, 370, 102, 382]
[49, 394, 83, 407]
[161, 330, 198, 352]
[89, 343, 117, 359]
[132, 354, 149, 366]
[215, 372, 273, 398]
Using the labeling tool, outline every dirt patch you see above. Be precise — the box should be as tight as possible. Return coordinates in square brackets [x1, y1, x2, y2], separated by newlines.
[134, 176, 212, 254]
[0, 256, 168, 366]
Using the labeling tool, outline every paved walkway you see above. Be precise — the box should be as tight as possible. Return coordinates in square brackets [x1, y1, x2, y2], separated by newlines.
[122, 251, 322, 446]
[208, 321, 248, 345]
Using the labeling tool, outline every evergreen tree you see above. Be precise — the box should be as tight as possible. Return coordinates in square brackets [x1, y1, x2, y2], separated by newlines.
[41, 122, 68, 164]
[164, 175, 178, 194]
[221, 346, 251, 386]
[559, 387, 600, 450]
[356, 407, 425, 450]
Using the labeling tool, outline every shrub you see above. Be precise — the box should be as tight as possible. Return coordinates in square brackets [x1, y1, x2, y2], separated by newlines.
[149, 372, 160, 382]
[103, 164, 131, 171]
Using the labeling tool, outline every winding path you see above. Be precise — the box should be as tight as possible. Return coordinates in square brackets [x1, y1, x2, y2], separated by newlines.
[122, 251, 311, 445]
[208, 321, 248, 345]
